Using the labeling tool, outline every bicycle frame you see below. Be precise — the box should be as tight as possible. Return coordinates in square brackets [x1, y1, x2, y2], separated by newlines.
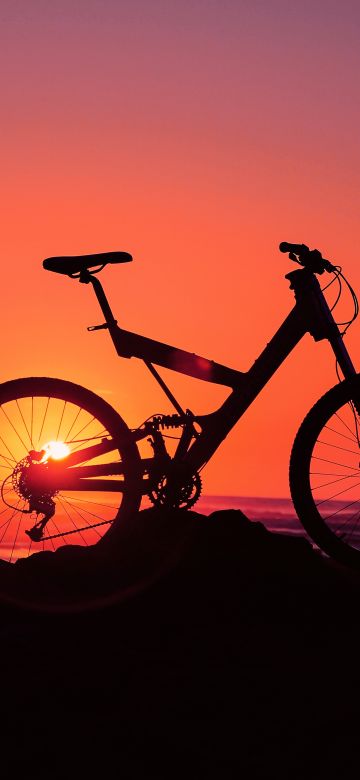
[65, 266, 354, 486]
[40, 266, 357, 496]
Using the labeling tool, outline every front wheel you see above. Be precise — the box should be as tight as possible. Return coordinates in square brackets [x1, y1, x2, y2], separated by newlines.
[0, 377, 142, 563]
[290, 375, 360, 569]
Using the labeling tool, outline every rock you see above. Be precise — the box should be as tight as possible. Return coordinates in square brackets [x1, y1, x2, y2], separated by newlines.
[1, 507, 359, 777]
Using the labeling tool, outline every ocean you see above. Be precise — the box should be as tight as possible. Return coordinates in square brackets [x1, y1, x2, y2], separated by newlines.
[196, 495, 307, 538]
[196, 495, 360, 549]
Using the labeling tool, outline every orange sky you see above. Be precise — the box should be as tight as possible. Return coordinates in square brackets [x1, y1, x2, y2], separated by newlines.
[1, 0, 360, 497]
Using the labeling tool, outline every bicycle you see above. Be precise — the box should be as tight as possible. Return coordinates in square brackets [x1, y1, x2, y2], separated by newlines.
[0, 241, 360, 570]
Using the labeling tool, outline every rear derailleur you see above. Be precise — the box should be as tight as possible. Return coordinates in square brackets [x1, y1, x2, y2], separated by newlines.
[10, 452, 57, 542]
[24, 496, 56, 542]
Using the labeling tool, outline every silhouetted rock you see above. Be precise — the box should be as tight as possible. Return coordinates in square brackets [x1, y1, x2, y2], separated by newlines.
[1, 508, 359, 778]
[0, 507, 357, 617]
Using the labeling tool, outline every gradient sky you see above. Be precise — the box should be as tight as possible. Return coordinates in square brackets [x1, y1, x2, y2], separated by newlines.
[1, 0, 360, 497]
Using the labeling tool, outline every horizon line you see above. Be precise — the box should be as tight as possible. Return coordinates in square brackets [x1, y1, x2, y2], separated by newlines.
[199, 494, 291, 501]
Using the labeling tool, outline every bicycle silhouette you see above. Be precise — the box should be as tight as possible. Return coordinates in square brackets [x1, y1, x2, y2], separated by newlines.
[0, 242, 359, 569]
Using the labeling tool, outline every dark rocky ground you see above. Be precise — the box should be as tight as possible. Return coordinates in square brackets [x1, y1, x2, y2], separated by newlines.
[1, 508, 360, 778]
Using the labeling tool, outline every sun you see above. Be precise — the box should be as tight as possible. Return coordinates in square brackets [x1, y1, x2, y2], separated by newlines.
[42, 440, 70, 460]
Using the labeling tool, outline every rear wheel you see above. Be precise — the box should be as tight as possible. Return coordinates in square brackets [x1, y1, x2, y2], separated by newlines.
[290, 375, 360, 568]
[0, 377, 142, 563]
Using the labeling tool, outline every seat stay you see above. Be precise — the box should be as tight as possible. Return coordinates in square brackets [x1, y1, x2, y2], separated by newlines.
[52, 476, 153, 495]
[45, 458, 155, 491]
[56, 478, 126, 492]
[60, 438, 117, 467]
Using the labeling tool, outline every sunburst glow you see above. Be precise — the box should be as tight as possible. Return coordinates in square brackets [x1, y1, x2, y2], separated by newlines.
[42, 440, 70, 460]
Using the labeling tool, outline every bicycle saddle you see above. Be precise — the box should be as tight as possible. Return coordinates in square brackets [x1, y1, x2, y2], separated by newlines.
[43, 252, 132, 276]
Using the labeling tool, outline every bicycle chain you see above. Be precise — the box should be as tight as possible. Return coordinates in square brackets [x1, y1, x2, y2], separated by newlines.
[41, 517, 113, 541]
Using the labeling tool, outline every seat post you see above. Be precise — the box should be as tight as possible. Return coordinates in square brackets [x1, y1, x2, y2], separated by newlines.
[80, 271, 118, 327]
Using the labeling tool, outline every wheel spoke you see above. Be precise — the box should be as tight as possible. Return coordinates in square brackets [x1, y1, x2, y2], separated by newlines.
[0, 500, 22, 545]
[323, 497, 360, 522]
[60, 494, 120, 509]
[0, 435, 17, 464]
[30, 397, 33, 450]
[58, 493, 116, 525]
[335, 508, 360, 540]
[315, 480, 360, 507]
[317, 438, 360, 457]
[9, 512, 23, 563]
[57, 497, 88, 544]
[58, 495, 103, 539]
[47, 514, 69, 545]
[0, 456, 16, 469]
[311, 455, 360, 472]
[334, 410, 360, 442]
[63, 405, 82, 443]
[311, 474, 360, 490]
[56, 400, 67, 441]
[36, 397, 50, 449]
[0, 406, 29, 452]
[16, 399, 33, 449]
[324, 424, 359, 444]
[310, 471, 357, 476]
[67, 416, 96, 444]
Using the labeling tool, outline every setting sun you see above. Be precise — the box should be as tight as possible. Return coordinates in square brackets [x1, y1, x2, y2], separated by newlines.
[42, 441, 70, 461]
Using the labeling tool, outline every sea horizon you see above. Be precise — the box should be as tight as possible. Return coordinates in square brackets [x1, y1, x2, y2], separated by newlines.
[195, 494, 306, 537]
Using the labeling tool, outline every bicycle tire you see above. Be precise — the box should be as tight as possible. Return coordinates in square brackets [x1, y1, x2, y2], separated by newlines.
[290, 374, 360, 568]
[0, 377, 142, 563]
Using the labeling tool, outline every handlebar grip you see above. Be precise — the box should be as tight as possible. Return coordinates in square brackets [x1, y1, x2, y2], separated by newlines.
[279, 242, 336, 273]
[279, 242, 309, 254]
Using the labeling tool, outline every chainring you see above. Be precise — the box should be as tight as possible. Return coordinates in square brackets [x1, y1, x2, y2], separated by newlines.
[148, 467, 202, 510]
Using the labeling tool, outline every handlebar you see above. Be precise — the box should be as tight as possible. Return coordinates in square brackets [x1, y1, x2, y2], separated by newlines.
[279, 242, 336, 274]
[279, 242, 308, 255]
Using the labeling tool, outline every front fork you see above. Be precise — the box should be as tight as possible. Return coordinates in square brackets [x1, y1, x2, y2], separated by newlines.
[288, 269, 359, 412]
[329, 333, 357, 381]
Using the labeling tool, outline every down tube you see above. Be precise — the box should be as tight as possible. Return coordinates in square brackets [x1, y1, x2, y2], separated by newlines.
[187, 304, 308, 471]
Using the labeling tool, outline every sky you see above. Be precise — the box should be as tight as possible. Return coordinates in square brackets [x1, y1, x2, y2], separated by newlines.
[1, 0, 360, 497]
